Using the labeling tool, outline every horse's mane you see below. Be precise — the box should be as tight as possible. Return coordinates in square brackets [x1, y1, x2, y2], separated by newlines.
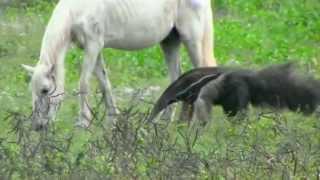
[39, 2, 72, 67]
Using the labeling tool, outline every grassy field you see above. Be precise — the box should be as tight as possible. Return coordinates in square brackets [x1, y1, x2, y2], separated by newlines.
[0, 0, 320, 179]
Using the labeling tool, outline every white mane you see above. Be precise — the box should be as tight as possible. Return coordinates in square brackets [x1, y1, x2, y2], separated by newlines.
[38, 3, 72, 68]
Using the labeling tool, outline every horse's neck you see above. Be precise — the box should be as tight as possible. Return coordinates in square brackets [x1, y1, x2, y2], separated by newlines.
[39, 3, 72, 89]
[39, 31, 70, 67]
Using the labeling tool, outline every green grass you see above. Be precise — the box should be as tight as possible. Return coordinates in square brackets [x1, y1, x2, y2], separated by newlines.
[0, 0, 320, 179]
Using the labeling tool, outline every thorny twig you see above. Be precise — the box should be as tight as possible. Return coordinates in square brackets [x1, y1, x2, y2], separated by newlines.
[1, 87, 320, 178]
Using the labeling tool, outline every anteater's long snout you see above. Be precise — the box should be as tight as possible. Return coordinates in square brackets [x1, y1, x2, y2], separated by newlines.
[148, 73, 221, 123]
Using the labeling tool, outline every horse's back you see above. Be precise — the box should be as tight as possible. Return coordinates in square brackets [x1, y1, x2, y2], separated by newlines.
[66, 0, 178, 49]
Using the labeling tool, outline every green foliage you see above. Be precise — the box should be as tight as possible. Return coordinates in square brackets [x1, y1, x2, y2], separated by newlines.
[0, 0, 320, 179]
[214, 0, 320, 66]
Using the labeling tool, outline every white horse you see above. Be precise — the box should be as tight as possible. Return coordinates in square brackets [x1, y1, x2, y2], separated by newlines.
[22, 0, 216, 130]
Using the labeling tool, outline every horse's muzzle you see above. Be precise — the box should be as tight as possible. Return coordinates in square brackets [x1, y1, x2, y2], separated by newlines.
[31, 112, 50, 131]
[33, 122, 48, 131]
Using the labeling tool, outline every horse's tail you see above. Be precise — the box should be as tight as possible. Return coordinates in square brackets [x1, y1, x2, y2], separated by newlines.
[250, 63, 320, 113]
[148, 70, 221, 122]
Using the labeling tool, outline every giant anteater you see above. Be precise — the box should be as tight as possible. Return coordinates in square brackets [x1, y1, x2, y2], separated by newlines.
[149, 63, 320, 123]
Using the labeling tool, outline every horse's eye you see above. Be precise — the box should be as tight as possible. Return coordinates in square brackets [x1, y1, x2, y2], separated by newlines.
[41, 88, 49, 95]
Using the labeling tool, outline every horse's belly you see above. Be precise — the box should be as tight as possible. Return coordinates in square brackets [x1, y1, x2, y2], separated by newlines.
[105, 26, 173, 50]
[103, 0, 177, 50]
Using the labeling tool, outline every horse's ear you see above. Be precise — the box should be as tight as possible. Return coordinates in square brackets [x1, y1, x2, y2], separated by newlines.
[49, 65, 55, 74]
[48, 65, 56, 78]
[21, 64, 35, 76]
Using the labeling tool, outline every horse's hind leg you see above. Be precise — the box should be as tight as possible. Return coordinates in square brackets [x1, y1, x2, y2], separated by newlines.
[161, 29, 181, 82]
[176, 0, 216, 67]
[202, 3, 216, 67]
[176, 1, 216, 120]
[94, 53, 119, 126]
[159, 30, 182, 121]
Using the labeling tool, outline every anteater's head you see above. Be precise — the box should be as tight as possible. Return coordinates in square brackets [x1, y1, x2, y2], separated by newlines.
[148, 67, 223, 122]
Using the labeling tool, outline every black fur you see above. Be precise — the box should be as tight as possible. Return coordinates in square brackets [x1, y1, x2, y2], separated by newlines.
[209, 63, 320, 116]
[149, 63, 320, 121]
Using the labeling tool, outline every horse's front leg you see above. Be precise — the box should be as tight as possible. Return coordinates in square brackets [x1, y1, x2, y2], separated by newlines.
[76, 46, 101, 128]
[94, 53, 119, 127]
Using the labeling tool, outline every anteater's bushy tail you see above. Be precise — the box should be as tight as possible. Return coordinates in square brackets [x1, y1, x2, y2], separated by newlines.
[250, 63, 320, 114]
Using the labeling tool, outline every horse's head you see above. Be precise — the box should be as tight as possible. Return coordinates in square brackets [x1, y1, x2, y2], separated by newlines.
[22, 64, 62, 131]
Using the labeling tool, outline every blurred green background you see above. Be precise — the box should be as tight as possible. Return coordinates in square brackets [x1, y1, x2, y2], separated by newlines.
[0, 0, 319, 179]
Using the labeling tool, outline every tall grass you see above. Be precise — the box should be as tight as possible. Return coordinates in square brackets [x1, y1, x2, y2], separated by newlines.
[0, 0, 319, 179]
